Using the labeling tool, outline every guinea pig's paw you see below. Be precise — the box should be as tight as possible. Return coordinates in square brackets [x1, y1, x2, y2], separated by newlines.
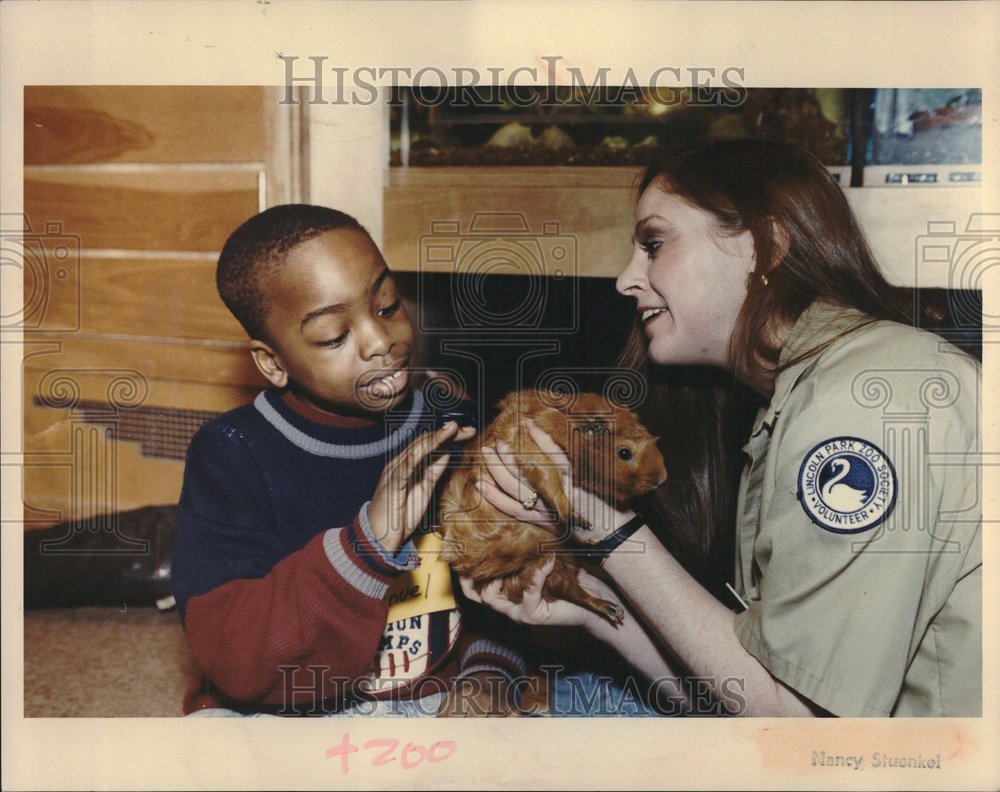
[567, 513, 592, 532]
[599, 600, 625, 626]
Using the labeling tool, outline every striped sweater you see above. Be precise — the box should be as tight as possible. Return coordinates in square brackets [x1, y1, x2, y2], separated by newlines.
[172, 387, 523, 714]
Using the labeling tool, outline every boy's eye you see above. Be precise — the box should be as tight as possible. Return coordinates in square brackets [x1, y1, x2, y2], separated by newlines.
[377, 300, 401, 318]
[320, 332, 349, 348]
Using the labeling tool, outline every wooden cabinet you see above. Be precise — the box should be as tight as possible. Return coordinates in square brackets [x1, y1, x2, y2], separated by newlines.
[21, 86, 304, 529]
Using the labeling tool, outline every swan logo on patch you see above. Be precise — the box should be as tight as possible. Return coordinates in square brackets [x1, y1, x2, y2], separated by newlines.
[797, 437, 897, 534]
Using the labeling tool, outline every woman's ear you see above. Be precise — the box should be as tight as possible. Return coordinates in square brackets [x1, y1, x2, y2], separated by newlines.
[250, 340, 289, 388]
[767, 219, 791, 272]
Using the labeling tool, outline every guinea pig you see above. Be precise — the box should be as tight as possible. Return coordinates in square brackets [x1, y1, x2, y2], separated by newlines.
[438, 389, 667, 625]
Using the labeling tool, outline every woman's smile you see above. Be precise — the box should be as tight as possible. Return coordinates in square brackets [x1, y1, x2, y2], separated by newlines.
[641, 307, 670, 326]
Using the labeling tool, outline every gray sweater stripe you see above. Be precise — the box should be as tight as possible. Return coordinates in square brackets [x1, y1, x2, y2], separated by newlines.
[323, 528, 390, 600]
[253, 389, 426, 459]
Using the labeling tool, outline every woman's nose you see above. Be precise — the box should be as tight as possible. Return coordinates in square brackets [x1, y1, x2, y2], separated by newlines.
[616, 248, 648, 297]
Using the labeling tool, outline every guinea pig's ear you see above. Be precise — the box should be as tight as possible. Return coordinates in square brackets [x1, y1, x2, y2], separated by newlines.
[581, 417, 609, 437]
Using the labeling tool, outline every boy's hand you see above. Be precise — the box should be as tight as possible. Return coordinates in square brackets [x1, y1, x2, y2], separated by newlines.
[368, 421, 475, 553]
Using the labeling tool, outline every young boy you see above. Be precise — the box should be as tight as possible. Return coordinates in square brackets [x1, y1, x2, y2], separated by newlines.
[172, 204, 524, 716]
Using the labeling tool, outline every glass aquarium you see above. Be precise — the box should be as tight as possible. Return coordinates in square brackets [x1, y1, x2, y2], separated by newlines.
[389, 86, 983, 187]
[389, 86, 853, 168]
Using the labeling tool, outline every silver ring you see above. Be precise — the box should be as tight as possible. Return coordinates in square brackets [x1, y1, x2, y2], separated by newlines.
[521, 490, 539, 510]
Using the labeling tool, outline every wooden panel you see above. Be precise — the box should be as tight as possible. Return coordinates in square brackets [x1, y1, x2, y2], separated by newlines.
[386, 168, 986, 284]
[32, 256, 247, 341]
[24, 86, 268, 165]
[23, 334, 265, 389]
[17, 240, 84, 333]
[388, 167, 644, 190]
[24, 170, 260, 252]
[263, 86, 306, 206]
[384, 168, 636, 277]
[17, 85, 304, 531]
[22, 370, 259, 528]
[23, 369, 259, 423]
[22, 415, 186, 526]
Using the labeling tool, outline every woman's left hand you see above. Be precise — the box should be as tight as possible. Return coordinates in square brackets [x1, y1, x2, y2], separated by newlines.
[478, 420, 637, 544]
[457, 556, 618, 630]
[436, 671, 522, 718]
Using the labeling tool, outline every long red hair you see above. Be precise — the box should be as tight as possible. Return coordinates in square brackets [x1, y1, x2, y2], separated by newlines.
[621, 139, 917, 598]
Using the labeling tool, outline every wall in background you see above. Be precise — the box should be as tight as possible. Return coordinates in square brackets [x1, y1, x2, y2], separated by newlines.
[19, 87, 985, 534]
[22, 86, 304, 530]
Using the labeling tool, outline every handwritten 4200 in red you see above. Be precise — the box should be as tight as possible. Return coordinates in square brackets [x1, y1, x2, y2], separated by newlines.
[325, 733, 457, 774]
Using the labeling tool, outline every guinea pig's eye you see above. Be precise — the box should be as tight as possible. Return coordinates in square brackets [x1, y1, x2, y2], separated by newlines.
[617, 446, 634, 462]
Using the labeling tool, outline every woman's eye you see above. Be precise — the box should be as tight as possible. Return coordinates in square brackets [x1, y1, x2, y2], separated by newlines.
[639, 240, 662, 256]
[377, 300, 401, 318]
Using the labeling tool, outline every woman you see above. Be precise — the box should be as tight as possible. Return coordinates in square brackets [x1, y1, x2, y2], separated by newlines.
[465, 139, 982, 717]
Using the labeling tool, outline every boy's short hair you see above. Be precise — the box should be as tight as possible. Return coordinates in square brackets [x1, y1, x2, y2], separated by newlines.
[216, 203, 367, 342]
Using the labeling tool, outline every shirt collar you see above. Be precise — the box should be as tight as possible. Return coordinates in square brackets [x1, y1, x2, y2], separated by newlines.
[750, 301, 872, 438]
[281, 388, 377, 428]
[255, 387, 427, 459]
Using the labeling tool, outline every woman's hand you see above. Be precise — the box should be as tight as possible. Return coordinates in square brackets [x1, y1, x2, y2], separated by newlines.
[436, 671, 522, 718]
[458, 556, 620, 632]
[477, 420, 637, 544]
[368, 421, 476, 553]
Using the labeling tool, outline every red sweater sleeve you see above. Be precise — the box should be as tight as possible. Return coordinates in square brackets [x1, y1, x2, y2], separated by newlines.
[183, 509, 419, 708]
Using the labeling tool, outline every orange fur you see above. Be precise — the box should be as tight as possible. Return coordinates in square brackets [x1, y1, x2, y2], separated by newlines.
[439, 389, 667, 624]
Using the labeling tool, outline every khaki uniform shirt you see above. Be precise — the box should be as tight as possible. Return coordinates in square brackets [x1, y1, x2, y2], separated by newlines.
[733, 302, 982, 716]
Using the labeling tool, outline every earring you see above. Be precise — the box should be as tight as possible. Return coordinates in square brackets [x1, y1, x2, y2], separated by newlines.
[747, 271, 770, 289]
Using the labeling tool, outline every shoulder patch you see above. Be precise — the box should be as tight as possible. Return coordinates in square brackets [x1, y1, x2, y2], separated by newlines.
[797, 437, 897, 534]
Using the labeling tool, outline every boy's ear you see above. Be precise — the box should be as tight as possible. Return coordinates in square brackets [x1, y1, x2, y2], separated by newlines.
[249, 340, 289, 388]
